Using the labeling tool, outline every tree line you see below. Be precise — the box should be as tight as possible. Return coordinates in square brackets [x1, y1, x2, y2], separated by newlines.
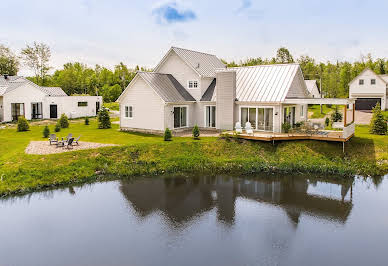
[1, 42, 388, 101]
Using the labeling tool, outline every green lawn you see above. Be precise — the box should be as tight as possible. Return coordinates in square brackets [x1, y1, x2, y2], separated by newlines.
[103, 102, 119, 111]
[0, 117, 386, 196]
[308, 104, 337, 119]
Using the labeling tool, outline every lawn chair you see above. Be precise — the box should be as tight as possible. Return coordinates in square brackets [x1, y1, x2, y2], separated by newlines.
[235, 122, 243, 134]
[74, 135, 81, 145]
[63, 138, 74, 150]
[65, 133, 73, 141]
[245, 122, 253, 135]
[48, 134, 58, 145]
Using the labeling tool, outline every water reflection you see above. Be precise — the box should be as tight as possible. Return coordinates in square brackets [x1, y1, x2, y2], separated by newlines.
[120, 175, 353, 227]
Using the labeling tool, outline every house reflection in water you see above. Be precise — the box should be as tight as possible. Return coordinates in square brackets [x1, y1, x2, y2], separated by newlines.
[119, 175, 353, 227]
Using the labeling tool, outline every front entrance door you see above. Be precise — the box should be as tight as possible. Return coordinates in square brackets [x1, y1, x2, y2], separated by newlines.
[96, 101, 100, 115]
[50, 104, 58, 119]
[284, 107, 296, 126]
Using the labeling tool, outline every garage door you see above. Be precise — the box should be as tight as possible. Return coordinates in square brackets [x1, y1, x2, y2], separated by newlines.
[355, 98, 381, 110]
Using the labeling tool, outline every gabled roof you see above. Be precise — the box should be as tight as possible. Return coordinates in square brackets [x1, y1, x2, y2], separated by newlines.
[305, 80, 320, 94]
[154, 47, 226, 78]
[0, 76, 67, 96]
[200, 78, 216, 101]
[348, 68, 388, 86]
[378, 74, 388, 83]
[138, 72, 196, 102]
[233, 64, 302, 102]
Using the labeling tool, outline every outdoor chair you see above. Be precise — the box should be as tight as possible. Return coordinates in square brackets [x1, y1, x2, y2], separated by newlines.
[235, 122, 243, 133]
[65, 133, 73, 141]
[245, 122, 254, 135]
[74, 136, 81, 145]
[48, 134, 58, 145]
[63, 138, 74, 150]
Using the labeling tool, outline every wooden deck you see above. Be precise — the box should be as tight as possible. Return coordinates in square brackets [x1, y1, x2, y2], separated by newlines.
[225, 131, 354, 143]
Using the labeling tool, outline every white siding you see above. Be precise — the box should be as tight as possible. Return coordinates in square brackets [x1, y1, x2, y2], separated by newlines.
[45, 96, 102, 119]
[157, 51, 201, 101]
[201, 77, 214, 97]
[119, 78, 165, 131]
[164, 103, 195, 129]
[0, 96, 3, 122]
[216, 71, 236, 130]
[286, 69, 309, 99]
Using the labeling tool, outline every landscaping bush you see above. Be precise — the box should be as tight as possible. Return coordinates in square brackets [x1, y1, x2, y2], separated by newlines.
[325, 117, 330, 127]
[17, 116, 29, 132]
[85, 117, 89, 125]
[369, 103, 387, 135]
[192, 125, 200, 139]
[43, 125, 50, 138]
[54, 123, 61, 132]
[97, 107, 111, 129]
[330, 107, 342, 122]
[164, 128, 172, 141]
[59, 113, 69, 128]
[282, 122, 291, 133]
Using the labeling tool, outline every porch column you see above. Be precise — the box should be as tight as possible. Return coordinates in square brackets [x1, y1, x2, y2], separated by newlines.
[352, 103, 355, 123]
[344, 104, 347, 127]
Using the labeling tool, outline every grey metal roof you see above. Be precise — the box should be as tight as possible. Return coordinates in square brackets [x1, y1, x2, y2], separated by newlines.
[138, 72, 195, 102]
[231, 64, 300, 102]
[305, 80, 319, 94]
[200, 78, 216, 101]
[0, 75, 67, 96]
[168, 47, 226, 77]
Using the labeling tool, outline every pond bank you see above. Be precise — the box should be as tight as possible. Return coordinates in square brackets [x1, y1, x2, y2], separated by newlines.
[0, 136, 386, 197]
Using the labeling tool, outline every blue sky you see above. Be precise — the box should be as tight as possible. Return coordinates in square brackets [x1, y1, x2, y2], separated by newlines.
[2, 0, 388, 75]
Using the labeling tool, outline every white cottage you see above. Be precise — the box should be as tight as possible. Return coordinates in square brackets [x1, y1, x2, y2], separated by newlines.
[0, 75, 102, 122]
[117, 47, 312, 133]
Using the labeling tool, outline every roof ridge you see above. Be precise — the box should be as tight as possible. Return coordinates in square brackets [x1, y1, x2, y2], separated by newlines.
[228, 63, 300, 70]
[172, 46, 217, 57]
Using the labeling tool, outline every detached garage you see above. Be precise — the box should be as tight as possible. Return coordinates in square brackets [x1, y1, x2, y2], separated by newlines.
[349, 68, 387, 110]
[355, 98, 381, 110]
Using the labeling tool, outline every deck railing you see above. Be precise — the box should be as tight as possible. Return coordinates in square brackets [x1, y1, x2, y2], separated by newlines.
[342, 122, 355, 139]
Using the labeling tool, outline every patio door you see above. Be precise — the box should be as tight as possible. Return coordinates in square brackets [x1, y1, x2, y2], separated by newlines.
[31, 102, 43, 119]
[257, 108, 273, 131]
[240, 107, 256, 129]
[284, 107, 295, 126]
[11, 103, 24, 121]
[205, 106, 216, 128]
[173, 106, 187, 128]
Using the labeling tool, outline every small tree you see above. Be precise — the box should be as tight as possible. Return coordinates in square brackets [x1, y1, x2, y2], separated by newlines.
[85, 117, 89, 125]
[58, 113, 69, 128]
[192, 125, 200, 139]
[164, 128, 172, 141]
[54, 122, 61, 132]
[43, 125, 50, 138]
[325, 117, 330, 127]
[369, 103, 387, 135]
[330, 107, 342, 122]
[97, 107, 111, 129]
[17, 116, 29, 132]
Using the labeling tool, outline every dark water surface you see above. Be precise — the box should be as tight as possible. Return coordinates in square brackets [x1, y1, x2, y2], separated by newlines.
[1, 174, 387, 266]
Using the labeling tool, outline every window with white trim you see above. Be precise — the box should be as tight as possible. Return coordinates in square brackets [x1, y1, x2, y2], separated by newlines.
[359, 79, 364, 85]
[371, 79, 376, 85]
[125, 106, 133, 118]
[188, 80, 198, 89]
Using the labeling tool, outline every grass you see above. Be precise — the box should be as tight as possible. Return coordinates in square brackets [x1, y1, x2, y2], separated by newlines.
[308, 104, 337, 119]
[382, 110, 388, 121]
[0, 117, 386, 197]
[103, 102, 119, 111]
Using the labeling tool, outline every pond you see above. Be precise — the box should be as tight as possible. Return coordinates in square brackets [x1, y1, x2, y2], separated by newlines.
[0, 174, 387, 266]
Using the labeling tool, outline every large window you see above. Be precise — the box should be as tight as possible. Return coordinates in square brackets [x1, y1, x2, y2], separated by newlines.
[205, 106, 216, 128]
[188, 80, 198, 89]
[240, 107, 273, 131]
[11, 103, 24, 121]
[31, 102, 43, 119]
[78, 102, 88, 107]
[125, 106, 133, 118]
[173, 106, 187, 128]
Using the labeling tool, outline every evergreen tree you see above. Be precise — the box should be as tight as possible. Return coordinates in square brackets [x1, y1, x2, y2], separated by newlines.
[192, 125, 200, 139]
[369, 103, 387, 135]
[164, 128, 172, 141]
[58, 113, 69, 128]
[17, 117, 29, 132]
[43, 125, 50, 138]
[97, 107, 111, 129]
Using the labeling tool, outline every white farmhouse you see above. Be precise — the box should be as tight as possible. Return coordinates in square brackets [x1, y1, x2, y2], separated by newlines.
[304, 80, 321, 98]
[349, 68, 387, 110]
[116, 47, 324, 133]
[0, 75, 102, 122]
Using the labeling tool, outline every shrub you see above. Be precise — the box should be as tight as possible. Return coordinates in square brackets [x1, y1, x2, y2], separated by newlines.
[282, 122, 291, 133]
[85, 117, 89, 125]
[59, 113, 69, 128]
[369, 103, 387, 135]
[192, 125, 200, 139]
[325, 117, 330, 127]
[43, 125, 50, 138]
[17, 116, 29, 132]
[330, 107, 342, 122]
[164, 128, 172, 141]
[54, 123, 61, 132]
[97, 107, 111, 129]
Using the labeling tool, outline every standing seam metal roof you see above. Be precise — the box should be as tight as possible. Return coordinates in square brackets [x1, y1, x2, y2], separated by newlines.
[138, 72, 196, 102]
[0, 76, 67, 96]
[169, 47, 226, 77]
